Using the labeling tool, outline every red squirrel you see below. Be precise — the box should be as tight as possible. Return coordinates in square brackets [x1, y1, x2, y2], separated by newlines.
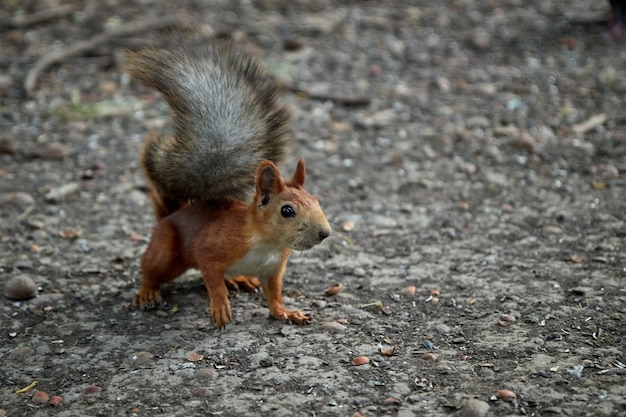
[124, 36, 331, 329]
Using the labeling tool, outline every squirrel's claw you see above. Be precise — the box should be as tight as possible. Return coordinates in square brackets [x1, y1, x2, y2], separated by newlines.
[210, 298, 232, 329]
[225, 276, 261, 293]
[272, 307, 312, 325]
[133, 288, 163, 310]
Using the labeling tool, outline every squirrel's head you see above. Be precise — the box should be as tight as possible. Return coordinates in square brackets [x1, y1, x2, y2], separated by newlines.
[252, 158, 331, 251]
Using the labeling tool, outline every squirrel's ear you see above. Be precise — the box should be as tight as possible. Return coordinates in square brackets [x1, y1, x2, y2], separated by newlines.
[257, 161, 283, 202]
[292, 158, 306, 187]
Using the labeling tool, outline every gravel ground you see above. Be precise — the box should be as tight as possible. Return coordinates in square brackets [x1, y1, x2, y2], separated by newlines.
[1, 1, 625, 416]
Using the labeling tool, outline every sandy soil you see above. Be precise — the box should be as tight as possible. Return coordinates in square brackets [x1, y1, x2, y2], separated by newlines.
[1, 1, 625, 416]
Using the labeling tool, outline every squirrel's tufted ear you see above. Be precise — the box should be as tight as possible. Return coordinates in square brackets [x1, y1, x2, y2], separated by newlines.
[291, 158, 306, 187]
[256, 161, 284, 201]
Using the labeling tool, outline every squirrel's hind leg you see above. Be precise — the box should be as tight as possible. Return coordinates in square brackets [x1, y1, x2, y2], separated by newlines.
[135, 222, 188, 309]
[147, 183, 185, 220]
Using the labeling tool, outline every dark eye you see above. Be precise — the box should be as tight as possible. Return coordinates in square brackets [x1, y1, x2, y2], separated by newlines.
[281, 205, 296, 218]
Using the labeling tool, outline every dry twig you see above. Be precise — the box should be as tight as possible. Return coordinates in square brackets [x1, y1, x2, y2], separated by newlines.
[288, 85, 371, 107]
[24, 15, 191, 95]
[0, 5, 75, 30]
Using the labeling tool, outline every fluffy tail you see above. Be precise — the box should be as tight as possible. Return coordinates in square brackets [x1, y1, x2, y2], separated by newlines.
[124, 38, 291, 206]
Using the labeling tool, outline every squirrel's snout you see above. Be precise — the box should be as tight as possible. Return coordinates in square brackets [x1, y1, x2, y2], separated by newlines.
[290, 224, 331, 251]
[318, 227, 331, 242]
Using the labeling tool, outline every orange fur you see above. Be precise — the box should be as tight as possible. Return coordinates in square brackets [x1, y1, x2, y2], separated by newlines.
[134, 159, 331, 329]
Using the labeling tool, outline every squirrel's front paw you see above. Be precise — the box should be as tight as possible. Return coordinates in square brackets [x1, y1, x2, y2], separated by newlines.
[133, 288, 163, 310]
[272, 307, 312, 325]
[210, 297, 232, 329]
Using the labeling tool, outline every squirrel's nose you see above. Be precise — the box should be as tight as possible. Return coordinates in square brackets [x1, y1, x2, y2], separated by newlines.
[319, 228, 331, 241]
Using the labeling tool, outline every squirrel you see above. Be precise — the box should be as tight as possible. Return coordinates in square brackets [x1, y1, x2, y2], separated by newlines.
[124, 37, 332, 329]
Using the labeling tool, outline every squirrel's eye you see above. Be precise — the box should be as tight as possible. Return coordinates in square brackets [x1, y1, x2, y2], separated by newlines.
[280, 205, 296, 218]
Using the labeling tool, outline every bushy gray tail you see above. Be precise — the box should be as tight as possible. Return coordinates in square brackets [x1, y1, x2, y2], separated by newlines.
[124, 39, 290, 203]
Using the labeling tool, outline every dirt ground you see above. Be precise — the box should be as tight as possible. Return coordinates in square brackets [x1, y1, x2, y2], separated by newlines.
[1, 1, 625, 416]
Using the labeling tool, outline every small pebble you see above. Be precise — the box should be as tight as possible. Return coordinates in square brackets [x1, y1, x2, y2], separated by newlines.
[195, 368, 218, 380]
[84, 385, 102, 394]
[0, 191, 34, 205]
[128, 351, 153, 368]
[44, 182, 80, 202]
[435, 323, 451, 335]
[370, 214, 397, 227]
[460, 398, 490, 417]
[32, 391, 49, 404]
[341, 221, 355, 232]
[567, 364, 584, 378]
[570, 254, 584, 263]
[320, 322, 347, 333]
[99, 80, 118, 95]
[401, 285, 416, 297]
[353, 267, 366, 277]
[501, 203, 514, 212]
[594, 163, 619, 178]
[0, 137, 17, 154]
[38, 142, 69, 160]
[4, 275, 38, 300]
[422, 352, 438, 361]
[460, 161, 477, 174]
[193, 387, 212, 397]
[352, 356, 370, 366]
[500, 314, 516, 322]
[10, 346, 34, 362]
[436, 76, 451, 93]
[512, 131, 538, 153]
[26, 219, 45, 230]
[472, 82, 497, 96]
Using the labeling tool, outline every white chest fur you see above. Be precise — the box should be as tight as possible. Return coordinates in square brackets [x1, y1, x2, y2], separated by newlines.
[224, 245, 284, 282]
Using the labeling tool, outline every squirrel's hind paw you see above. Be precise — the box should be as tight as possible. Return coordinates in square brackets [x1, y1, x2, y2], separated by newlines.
[272, 307, 312, 325]
[133, 288, 163, 310]
[225, 276, 261, 293]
